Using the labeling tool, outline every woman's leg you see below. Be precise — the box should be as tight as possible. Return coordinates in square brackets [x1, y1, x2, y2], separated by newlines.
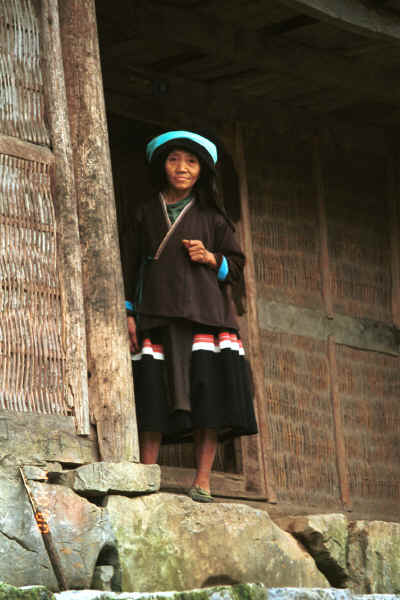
[140, 431, 162, 464]
[192, 428, 218, 493]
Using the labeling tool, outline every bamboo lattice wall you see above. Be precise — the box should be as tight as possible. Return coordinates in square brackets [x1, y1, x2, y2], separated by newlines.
[337, 345, 400, 516]
[246, 124, 400, 518]
[0, 0, 49, 145]
[0, 0, 69, 417]
[323, 128, 391, 323]
[0, 154, 68, 415]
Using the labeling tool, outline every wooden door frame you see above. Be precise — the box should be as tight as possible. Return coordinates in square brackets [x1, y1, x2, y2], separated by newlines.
[100, 98, 272, 499]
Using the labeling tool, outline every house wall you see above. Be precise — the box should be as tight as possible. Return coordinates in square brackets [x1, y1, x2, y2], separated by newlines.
[244, 122, 400, 520]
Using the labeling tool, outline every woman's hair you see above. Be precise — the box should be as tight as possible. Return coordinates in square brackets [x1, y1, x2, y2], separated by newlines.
[149, 145, 233, 227]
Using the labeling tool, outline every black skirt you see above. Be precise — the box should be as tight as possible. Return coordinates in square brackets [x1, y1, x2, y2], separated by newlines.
[132, 321, 258, 443]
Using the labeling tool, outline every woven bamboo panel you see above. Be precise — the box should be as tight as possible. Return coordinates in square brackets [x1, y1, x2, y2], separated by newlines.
[261, 329, 341, 508]
[245, 128, 322, 310]
[0, 152, 68, 415]
[322, 130, 391, 322]
[0, 0, 50, 145]
[337, 345, 400, 518]
[159, 439, 235, 473]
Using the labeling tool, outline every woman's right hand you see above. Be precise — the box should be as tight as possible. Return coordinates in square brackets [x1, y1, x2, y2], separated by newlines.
[127, 316, 139, 354]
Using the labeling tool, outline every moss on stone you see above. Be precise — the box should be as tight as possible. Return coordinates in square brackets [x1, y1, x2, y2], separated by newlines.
[0, 582, 54, 600]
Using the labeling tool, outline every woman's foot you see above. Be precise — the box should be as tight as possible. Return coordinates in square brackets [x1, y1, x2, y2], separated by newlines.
[188, 485, 214, 503]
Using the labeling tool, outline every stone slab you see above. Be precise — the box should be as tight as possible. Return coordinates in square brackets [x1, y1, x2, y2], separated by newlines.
[0, 467, 117, 592]
[57, 462, 160, 496]
[105, 493, 329, 593]
[348, 520, 400, 594]
[0, 411, 99, 466]
[276, 514, 349, 587]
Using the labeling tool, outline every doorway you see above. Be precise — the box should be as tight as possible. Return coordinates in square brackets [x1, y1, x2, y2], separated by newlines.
[107, 114, 247, 480]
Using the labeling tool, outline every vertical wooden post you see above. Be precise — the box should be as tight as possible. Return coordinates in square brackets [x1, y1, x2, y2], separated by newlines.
[234, 122, 277, 503]
[328, 336, 351, 510]
[314, 132, 334, 318]
[40, 0, 89, 434]
[58, 0, 139, 461]
[387, 150, 400, 328]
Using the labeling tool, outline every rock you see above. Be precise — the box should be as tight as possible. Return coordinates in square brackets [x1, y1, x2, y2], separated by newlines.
[0, 468, 117, 591]
[267, 590, 351, 600]
[347, 520, 400, 594]
[0, 582, 54, 599]
[22, 466, 49, 482]
[276, 514, 348, 587]
[91, 566, 114, 591]
[105, 492, 329, 593]
[57, 462, 160, 497]
[0, 412, 98, 466]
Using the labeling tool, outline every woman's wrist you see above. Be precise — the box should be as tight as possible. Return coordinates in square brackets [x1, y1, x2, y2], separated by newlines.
[206, 251, 217, 270]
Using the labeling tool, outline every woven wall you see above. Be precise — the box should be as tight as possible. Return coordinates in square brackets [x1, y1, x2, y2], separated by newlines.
[0, 153, 68, 415]
[337, 345, 400, 518]
[246, 124, 400, 515]
[322, 129, 391, 323]
[247, 129, 322, 311]
[0, 0, 49, 146]
[261, 330, 341, 509]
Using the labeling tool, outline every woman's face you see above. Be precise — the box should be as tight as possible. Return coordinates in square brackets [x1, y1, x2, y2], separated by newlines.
[164, 149, 201, 194]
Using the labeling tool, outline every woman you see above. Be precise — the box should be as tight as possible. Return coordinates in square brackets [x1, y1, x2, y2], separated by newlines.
[126, 130, 257, 502]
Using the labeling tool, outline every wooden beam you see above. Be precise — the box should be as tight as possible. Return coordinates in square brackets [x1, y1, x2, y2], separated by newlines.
[327, 336, 352, 511]
[104, 71, 317, 138]
[100, 1, 400, 104]
[0, 133, 54, 164]
[314, 132, 334, 318]
[40, 0, 90, 435]
[234, 122, 277, 503]
[59, 0, 139, 461]
[280, 0, 400, 42]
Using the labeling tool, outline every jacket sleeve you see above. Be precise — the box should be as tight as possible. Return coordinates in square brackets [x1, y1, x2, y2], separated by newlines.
[212, 216, 245, 285]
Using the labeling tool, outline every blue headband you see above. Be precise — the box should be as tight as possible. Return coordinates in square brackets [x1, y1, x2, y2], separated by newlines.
[146, 130, 218, 165]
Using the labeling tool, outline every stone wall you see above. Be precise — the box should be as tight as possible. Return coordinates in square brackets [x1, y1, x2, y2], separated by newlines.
[1, 461, 400, 595]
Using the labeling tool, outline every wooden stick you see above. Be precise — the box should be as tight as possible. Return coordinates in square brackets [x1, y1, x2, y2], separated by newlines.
[327, 336, 352, 510]
[314, 132, 334, 318]
[19, 467, 67, 591]
[0, 133, 54, 164]
[235, 122, 277, 503]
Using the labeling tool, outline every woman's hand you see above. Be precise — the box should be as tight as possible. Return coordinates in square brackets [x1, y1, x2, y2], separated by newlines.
[127, 315, 139, 354]
[182, 239, 217, 269]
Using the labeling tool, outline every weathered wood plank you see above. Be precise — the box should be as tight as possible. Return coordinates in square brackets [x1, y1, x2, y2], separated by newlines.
[257, 298, 400, 356]
[314, 132, 334, 318]
[280, 0, 400, 43]
[327, 336, 352, 510]
[40, 0, 90, 435]
[59, 0, 139, 461]
[234, 123, 277, 503]
[161, 465, 267, 500]
[0, 133, 54, 164]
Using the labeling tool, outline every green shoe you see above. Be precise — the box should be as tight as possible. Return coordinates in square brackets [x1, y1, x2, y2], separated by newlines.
[188, 486, 214, 503]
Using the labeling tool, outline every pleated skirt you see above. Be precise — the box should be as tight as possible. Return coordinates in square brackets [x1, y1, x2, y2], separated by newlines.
[132, 320, 258, 443]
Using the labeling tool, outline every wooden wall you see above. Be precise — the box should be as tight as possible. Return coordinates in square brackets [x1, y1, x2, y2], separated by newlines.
[244, 122, 400, 520]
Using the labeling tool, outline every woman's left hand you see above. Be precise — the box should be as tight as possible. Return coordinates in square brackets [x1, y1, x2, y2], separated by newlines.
[182, 239, 217, 269]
